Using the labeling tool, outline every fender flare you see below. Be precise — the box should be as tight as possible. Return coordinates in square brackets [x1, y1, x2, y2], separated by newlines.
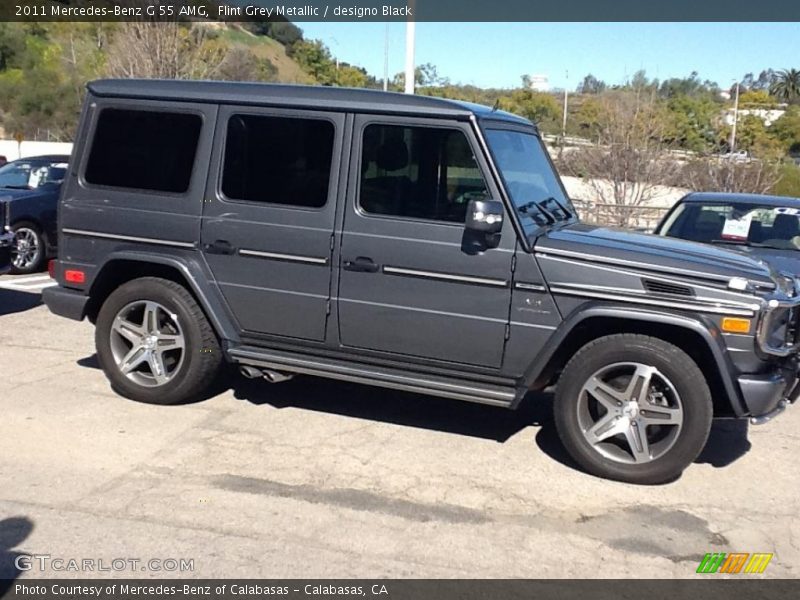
[91, 248, 240, 344]
[521, 303, 746, 416]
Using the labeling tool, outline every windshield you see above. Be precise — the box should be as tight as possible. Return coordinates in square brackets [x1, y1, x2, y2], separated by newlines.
[484, 128, 574, 233]
[0, 160, 67, 190]
[660, 202, 800, 251]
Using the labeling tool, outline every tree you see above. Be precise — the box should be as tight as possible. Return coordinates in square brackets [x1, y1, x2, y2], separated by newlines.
[577, 74, 606, 94]
[560, 88, 681, 227]
[216, 46, 277, 83]
[770, 68, 800, 104]
[105, 22, 225, 80]
[498, 89, 562, 134]
[288, 39, 336, 85]
[769, 106, 800, 155]
[680, 158, 780, 195]
[664, 94, 718, 153]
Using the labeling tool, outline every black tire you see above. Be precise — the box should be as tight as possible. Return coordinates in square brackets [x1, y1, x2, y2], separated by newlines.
[553, 334, 713, 484]
[95, 277, 222, 405]
[10, 221, 46, 274]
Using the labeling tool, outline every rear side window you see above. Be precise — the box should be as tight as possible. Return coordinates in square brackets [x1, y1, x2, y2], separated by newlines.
[85, 108, 202, 193]
[221, 114, 335, 208]
[359, 124, 489, 223]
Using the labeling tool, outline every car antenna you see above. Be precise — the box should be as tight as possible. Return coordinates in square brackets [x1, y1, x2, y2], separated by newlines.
[492, 99, 500, 112]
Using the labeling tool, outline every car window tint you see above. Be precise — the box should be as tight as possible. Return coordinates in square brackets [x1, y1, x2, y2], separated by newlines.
[221, 114, 334, 208]
[359, 124, 489, 223]
[85, 109, 202, 193]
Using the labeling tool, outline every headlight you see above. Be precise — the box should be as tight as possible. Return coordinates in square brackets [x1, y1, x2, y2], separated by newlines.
[775, 274, 798, 297]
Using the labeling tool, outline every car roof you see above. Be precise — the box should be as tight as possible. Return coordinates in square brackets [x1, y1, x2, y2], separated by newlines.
[8, 155, 70, 163]
[682, 192, 800, 207]
[87, 79, 534, 128]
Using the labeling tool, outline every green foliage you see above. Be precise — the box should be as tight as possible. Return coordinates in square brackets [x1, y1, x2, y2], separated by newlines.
[772, 162, 800, 197]
[498, 89, 562, 134]
[770, 69, 800, 104]
[664, 94, 718, 152]
[288, 39, 337, 85]
[770, 106, 800, 154]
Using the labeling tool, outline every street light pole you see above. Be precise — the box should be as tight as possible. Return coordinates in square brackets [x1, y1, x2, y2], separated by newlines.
[561, 70, 569, 140]
[404, 20, 415, 94]
[730, 81, 740, 152]
[383, 23, 389, 92]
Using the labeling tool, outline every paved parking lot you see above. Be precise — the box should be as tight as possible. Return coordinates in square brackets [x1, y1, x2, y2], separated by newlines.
[0, 271, 798, 579]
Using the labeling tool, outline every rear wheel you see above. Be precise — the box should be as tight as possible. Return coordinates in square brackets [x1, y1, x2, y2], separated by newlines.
[95, 277, 222, 405]
[10, 221, 46, 274]
[554, 334, 713, 484]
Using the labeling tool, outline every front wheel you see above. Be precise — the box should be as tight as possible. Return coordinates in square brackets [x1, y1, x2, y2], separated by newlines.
[554, 334, 713, 484]
[10, 221, 46, 274]
[95, 277, 222, 405]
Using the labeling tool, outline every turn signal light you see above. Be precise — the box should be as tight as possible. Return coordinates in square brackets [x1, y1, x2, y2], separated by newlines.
[721, 317, 751, 334]
[64, 269, 86, 284]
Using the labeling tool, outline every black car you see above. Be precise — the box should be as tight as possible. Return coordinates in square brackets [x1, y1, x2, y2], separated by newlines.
[0, 155, 69, 273]
[655, 192, 800, 277]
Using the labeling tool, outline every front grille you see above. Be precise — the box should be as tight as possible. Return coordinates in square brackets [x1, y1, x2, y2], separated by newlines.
[643, 279, 694, 297]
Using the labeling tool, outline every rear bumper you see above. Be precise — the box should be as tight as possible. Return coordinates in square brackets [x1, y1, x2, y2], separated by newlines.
[739, 368, 799, 424]
[42, 285, 88, 321]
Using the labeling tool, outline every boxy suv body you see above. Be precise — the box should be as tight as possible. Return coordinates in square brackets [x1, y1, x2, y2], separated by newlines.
[44, 80, 799, 483]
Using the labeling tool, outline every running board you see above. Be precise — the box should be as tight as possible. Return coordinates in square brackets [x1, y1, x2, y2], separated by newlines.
[227, 345, 519, 408]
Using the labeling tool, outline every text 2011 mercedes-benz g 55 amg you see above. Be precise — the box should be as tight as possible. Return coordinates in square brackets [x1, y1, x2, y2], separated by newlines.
[44, 80, 799, 483]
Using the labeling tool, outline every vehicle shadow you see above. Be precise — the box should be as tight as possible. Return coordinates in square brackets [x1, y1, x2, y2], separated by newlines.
[231, 375, 551, 443]
[0, 516, 34, 595]
[72, 356, 753, 472]
[0, 289, 42, 317]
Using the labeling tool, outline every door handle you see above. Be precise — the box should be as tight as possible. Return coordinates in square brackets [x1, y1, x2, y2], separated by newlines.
[204, 239, 235, 255]
[343, 256, 380, 273]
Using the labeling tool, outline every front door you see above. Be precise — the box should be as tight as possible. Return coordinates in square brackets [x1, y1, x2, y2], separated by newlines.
[337, 116, 515, 368]
[201, 106, 344, 342]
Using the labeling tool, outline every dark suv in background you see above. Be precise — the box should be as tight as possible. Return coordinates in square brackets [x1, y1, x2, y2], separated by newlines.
[0, 155, 69, 273]
[44, 80, 799, 484]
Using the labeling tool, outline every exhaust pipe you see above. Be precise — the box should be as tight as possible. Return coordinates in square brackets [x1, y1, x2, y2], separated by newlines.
[238, 365, 294, 383]
[239, 365, 263, 379]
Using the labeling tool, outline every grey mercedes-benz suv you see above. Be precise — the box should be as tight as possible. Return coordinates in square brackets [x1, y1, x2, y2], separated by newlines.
[44, 79, 799, 483]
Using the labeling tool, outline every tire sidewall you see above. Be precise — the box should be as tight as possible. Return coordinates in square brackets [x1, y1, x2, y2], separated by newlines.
[95, 279, 209, 404]
[555, 336, 713, 484]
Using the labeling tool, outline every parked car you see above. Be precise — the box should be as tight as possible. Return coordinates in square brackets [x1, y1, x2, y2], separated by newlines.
[654, 192, 800, 277]
[44, 80, 799, 484]
[0, 155, 69, 273]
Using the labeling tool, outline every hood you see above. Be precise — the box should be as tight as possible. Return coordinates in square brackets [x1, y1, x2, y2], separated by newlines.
[535, 223, 776, 289]
[0, 187, 50, 202]
[716, 245, 800, 279]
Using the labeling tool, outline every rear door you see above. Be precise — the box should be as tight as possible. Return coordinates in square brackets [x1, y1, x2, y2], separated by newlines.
[201, 106, 344, 342]
[336, 115, 515, 368]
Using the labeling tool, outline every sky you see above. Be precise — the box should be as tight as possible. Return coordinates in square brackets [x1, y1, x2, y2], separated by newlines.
[298, 22, 800, 90]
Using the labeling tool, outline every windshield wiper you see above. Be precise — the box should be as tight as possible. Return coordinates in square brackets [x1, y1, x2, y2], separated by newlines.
[710, 239, 769, 248]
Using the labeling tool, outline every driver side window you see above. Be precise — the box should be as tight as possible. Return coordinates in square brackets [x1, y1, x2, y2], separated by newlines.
[358, 123, 488, 223]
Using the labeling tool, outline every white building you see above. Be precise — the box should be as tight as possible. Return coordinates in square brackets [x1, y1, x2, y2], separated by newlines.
[526, 74, 550, 92]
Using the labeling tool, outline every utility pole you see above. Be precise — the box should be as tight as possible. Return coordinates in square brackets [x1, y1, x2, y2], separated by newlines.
[383, 23, 389, 92]
[730, 81, 740, 152]
[404, 20, 415, 94]
[561, 70, 569, 140]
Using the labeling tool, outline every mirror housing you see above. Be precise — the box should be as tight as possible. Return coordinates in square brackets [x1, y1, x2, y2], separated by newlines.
[462, 199, 503, 254]
[465, 199, 504, 234]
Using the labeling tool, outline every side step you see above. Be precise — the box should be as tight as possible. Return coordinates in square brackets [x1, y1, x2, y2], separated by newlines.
[227, 345, 519, 408]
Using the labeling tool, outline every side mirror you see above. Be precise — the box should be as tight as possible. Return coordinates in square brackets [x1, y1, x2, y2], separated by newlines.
[465, 199, 504, 234]
[462, 199, 504, 254]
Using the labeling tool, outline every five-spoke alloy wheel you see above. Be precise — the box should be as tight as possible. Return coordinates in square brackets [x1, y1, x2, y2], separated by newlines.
[96, 277, 222, 405]
[555, 334, 712, 484]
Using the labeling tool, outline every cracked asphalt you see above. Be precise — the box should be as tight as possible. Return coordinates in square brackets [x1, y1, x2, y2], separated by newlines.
[0, 275, 798, 579]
